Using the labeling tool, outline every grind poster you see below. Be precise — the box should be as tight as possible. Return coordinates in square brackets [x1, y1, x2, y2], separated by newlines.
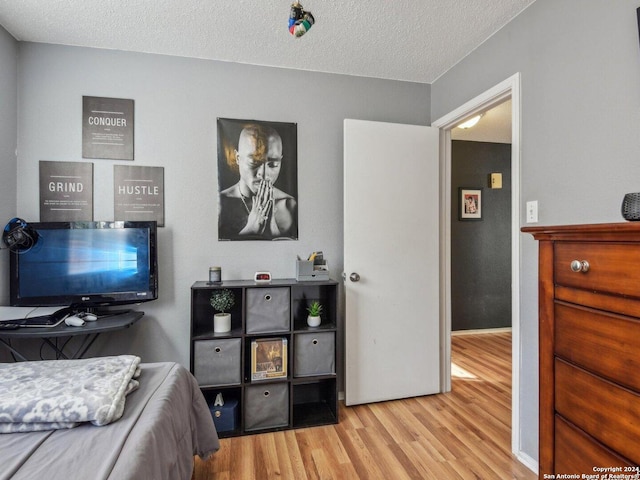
[82, 96, 134, 160]
[114, 165, 164, 227]
[39, 160, 94, 221]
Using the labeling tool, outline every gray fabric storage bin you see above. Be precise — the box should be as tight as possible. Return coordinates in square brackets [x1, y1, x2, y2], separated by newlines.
[193, 338, 241, 386]
[246, 287, 290, 333]
[244, 382, 289, 431]
[294, 332, 335, 377]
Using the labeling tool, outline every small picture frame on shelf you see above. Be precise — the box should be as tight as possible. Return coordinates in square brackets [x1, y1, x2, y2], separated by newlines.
[459, 187, 482, 220]
[251, 338, 288, 381]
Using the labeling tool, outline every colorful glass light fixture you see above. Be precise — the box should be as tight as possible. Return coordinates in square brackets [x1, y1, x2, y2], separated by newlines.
[289, 1, 315, 37]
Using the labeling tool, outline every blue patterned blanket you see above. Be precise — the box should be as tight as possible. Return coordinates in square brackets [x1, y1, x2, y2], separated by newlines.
[0, 355, 141, 433]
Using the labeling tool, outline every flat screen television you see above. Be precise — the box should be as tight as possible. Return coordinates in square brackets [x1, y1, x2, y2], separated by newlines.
[10, 221, 158, 310]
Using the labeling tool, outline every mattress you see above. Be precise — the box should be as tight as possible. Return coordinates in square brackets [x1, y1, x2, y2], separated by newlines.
[0, 362, 220, 480]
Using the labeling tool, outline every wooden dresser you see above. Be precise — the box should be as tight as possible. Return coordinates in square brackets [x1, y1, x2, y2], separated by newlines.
[523, 223, 640, 477]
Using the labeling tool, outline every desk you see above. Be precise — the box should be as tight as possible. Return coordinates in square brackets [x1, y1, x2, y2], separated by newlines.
[0, 310, 144, 361]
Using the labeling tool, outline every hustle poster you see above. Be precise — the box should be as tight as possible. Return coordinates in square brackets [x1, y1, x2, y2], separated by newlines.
[114, 165, 164, 226]
[39, 160, 93, 221]
[82, 96, 134, 160]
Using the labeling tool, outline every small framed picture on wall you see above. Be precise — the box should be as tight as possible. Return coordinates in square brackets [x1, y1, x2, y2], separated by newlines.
[459, 188, 482, 220]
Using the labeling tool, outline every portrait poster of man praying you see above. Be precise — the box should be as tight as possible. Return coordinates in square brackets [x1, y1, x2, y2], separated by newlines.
[217, 118, 298, 241]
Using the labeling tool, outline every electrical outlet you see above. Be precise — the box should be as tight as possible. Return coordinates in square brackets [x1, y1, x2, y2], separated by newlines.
[526, 201, 538, 223]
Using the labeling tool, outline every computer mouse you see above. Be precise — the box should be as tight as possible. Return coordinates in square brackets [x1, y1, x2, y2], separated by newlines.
[65, 315, 86, 327]
[78, 312, 98, 321]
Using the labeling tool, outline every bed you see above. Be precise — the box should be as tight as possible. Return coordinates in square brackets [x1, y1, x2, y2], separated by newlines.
[0, 358, 219, 480]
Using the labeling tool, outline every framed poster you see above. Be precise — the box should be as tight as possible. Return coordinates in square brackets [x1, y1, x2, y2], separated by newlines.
[217, 118, 298, 241]
[39, 160, 93, 221]
[114, 165, 164, 226]
[82, 96, 134, 160]
[251, 337, 288, 381]
[459, 187, 482, 220]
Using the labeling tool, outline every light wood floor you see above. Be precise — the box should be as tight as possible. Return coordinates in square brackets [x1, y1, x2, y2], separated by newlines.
[193, 332, 536, 479]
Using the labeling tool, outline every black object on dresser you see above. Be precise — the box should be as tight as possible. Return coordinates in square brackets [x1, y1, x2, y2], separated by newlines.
[190, 279, 339, 437]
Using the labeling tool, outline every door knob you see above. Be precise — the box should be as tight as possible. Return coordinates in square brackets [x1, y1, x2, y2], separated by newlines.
[349, 272, 361, 282]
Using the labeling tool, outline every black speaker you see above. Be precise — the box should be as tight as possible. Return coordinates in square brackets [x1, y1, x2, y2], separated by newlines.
[622, 193, 640, 221]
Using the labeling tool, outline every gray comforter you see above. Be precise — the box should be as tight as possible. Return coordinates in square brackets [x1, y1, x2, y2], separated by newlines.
[0, 362, 220, 480]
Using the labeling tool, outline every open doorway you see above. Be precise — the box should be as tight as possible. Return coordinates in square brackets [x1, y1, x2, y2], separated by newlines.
[432, 73, 523, 458]
[451, 99, 512, 332]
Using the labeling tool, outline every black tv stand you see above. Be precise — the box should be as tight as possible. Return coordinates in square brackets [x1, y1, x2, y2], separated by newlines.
[0, 310, 144, 361]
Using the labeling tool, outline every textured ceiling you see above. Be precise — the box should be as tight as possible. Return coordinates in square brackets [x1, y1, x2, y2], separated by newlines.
[0, 0, 536, 84]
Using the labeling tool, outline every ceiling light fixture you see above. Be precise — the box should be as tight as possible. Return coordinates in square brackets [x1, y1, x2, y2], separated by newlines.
[457, 114, 483, 129]
[289, 1, 315, 37]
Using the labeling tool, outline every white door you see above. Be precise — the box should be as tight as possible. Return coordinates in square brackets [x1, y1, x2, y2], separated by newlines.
[344, 119, 440, 406]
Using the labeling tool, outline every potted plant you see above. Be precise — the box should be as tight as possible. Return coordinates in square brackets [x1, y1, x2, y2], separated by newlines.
[306, 300, 323, 327]
[210, 288, 235, 333]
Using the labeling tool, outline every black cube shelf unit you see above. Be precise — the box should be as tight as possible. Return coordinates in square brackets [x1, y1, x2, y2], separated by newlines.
[190, 279, 339, 438]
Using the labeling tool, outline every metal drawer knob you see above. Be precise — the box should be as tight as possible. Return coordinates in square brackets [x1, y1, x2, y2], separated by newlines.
[570, 260, 590, 273]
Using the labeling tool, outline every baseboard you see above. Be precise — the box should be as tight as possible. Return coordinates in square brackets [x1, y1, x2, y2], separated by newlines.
[515, 450, 538, 474]
[451, 327, 512, 336]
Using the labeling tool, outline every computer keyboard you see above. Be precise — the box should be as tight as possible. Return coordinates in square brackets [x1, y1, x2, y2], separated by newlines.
[0, 307, 71, 328]
[24, 314, 63, 326]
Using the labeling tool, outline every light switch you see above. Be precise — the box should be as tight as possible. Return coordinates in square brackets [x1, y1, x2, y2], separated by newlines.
[490, 173, 502, 189]
[526, 201, 538, 223]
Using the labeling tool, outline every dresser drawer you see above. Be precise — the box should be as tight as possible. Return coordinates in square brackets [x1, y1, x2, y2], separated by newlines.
[555, 242, 640, 299]
[555, 301, 640, 391]
[555, 358, 640, 464]
[555, 415, 634, 473]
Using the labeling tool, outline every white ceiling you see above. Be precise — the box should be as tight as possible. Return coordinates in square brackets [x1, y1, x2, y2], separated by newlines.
[0, 0, 536, 84]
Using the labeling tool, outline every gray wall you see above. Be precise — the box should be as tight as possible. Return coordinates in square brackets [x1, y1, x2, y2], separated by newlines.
[432, 0, 640, 462]
[451, 140, 511, 331]
[12, 42, 430, 369]
[0, 27, 17, 313]
[12, 0, 635, 463]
